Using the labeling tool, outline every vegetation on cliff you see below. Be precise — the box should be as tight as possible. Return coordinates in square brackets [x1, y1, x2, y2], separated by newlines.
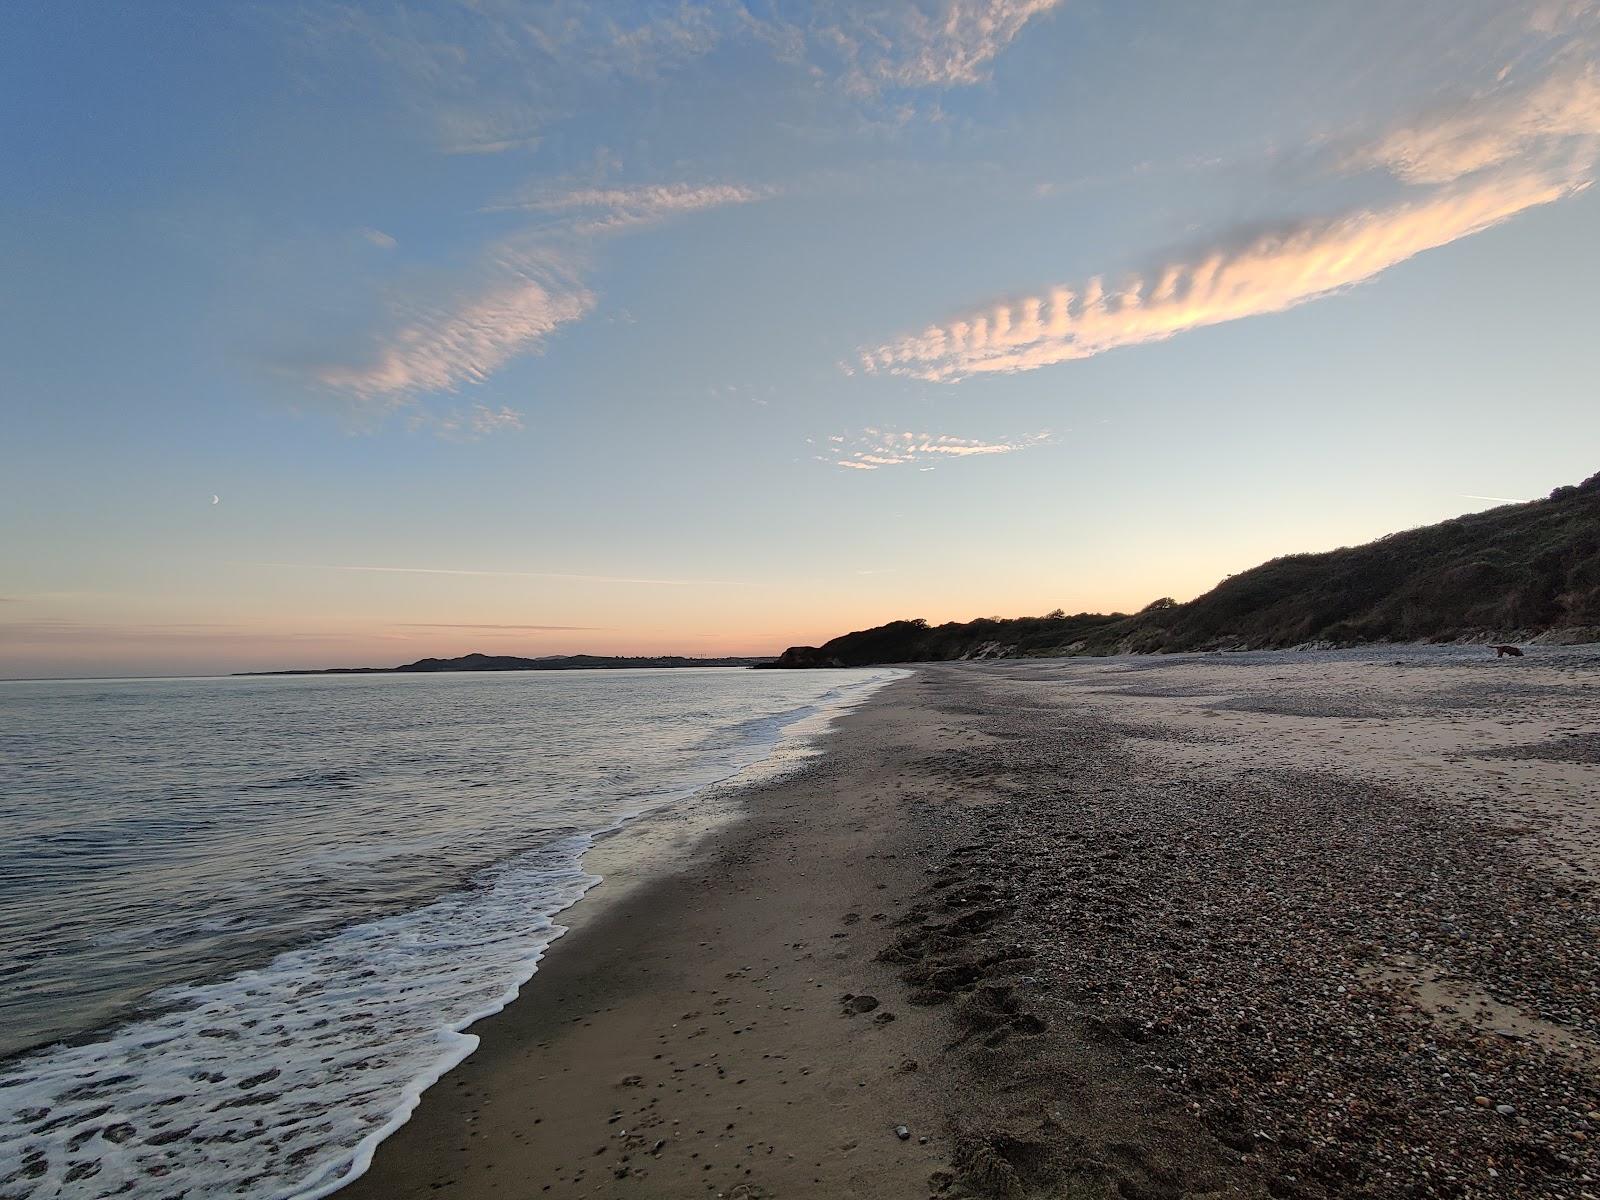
[767, 471, 1600, 666]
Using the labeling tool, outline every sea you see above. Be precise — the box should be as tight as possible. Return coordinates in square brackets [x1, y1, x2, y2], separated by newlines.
[0, 666, 903, 1198]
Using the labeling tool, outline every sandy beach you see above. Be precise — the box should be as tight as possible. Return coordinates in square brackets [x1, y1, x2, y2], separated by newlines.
[343, 647, 1600, 1200]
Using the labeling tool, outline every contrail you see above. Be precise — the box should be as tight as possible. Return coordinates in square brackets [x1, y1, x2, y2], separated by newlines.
[397, 622, 609, 631]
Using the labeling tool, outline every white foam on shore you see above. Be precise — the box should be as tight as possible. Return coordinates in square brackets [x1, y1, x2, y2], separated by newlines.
[0, 668, 905, 1199]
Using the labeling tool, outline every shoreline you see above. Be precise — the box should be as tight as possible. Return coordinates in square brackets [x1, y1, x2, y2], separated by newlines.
[335, 670, 957, 1198]
[0, 669, 903, 1200]
[339, 647, 1600, 1199]
[282, 666, 916, 1198]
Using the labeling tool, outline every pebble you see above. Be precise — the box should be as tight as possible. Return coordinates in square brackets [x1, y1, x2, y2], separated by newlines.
[884, 658, 1600, 1200]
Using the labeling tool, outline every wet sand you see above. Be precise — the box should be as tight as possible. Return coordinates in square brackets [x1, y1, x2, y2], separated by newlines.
[338, 674, 961, 1199]
[344, 647, 1600, 1199]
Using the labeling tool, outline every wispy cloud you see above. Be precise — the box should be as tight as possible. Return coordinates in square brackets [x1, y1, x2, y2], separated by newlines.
[858, 12, 1600, 383]
[311, 178, 764, 414]
[312, 0, 1061, 161]
[1349, 60, 1600, 184]
[313, 264, 594, 401]
[1528, 0, 1600, 35]
[860, 169, 1584, 381]
[820, 428, 1051, 469]
[442, 134, 543, 157]
[424, 403, 528, 440]
[249, 562, 751, 587]
[1461, 493, 1531, 504]
[436, 117, 542, 157]
[303, 3, 727, 156]
[484, 181, 773, 232]
[809, 0, 1064, 94]
[293, 0, 1063, 425]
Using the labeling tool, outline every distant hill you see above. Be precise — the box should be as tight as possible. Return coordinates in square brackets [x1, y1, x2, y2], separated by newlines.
[765, 470, 1600, 667]
[241, 652, 772, 676]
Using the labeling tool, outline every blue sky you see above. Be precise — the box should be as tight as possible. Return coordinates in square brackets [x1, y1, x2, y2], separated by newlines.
[4, 0, 1600, 676]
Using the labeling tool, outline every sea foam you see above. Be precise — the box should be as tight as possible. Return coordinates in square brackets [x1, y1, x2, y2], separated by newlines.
[0, 835, 595, 1198]
[0, 668, 904, 1199]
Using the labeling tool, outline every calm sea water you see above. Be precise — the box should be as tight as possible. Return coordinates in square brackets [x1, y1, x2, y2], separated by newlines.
[0, 666, 902, 1198]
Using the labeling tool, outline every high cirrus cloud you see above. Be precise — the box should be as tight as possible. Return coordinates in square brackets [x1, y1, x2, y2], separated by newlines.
[821, 428, 1051, 470]
[862, 18, 1600, 383]
[312, 178, 764, 410]
[818, 0, 1065, 92]
[859, 169, 1585, 382]
[313, 264, 594, 401]
[316, 0, 1062, 157]
[308, 3, 729, 156]
[1352, 60, 1600, 184]
[485, 181, 772, 232]
[427, 403, 529, 440]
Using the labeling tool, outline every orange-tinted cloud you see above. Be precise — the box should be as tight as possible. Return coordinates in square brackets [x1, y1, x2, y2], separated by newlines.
[314, 272, 595, 400]
[860, 170, 1585, 381]
[314, 180, 765, 409]
[1353, 60, 1600, 184]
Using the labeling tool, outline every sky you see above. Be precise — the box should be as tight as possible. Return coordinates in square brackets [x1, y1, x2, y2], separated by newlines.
[4, 0, 1600, 677]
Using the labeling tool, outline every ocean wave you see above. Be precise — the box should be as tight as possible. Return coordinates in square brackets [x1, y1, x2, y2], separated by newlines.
[0, 836, 595, 1199]
[0, 668, 905, 1199]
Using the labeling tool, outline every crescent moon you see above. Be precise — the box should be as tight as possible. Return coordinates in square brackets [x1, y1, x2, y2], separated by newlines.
[210, 495, 220, 505]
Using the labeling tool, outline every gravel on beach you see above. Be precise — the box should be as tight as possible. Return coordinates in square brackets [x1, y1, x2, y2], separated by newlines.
[885, 656, 1600, 1200]
[331, 647, 1599, 1200]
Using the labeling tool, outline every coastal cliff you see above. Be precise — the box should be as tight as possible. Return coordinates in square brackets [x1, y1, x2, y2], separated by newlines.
[768, 469, 1600, 666]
